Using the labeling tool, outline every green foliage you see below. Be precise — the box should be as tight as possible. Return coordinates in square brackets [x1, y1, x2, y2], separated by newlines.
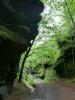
[23, 73, 35, 86]
[44, 68, 58, 82]
[20, 36, 61, 85]
[38, 67, 45, 77]
[25, 37, 60, 68]
[19, 0, 75, 85]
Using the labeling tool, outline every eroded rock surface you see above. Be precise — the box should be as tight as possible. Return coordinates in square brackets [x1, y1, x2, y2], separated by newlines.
[0, 0, 44, 99]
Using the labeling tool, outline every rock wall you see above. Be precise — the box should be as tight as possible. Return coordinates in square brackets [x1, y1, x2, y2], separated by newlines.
[0, 0, 44, 99]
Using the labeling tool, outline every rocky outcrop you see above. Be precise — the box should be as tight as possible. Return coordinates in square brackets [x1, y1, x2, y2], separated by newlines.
[0, 0, 44, 99]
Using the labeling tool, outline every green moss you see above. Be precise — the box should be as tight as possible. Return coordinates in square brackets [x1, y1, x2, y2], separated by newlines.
[0, 25, 28, 44]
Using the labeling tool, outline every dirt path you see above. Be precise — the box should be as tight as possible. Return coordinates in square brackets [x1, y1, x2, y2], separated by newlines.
[53, 80, 75, 100]
[6, 80, 75, 100]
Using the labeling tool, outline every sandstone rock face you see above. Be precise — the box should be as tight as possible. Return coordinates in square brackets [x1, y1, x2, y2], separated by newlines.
[0, 0, 44, 99]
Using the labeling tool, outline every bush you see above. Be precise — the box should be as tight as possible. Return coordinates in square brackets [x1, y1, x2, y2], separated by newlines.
[44, 68, 58, 82]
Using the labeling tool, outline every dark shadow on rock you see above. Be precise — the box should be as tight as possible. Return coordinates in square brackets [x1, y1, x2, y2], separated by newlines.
[0, 0, 44, 40]
[0, 94, 3, 100]
[0, 0, 44, 98]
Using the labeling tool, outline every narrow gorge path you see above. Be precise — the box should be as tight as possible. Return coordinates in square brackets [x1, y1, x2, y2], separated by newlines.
[6, 80, 75, 100]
